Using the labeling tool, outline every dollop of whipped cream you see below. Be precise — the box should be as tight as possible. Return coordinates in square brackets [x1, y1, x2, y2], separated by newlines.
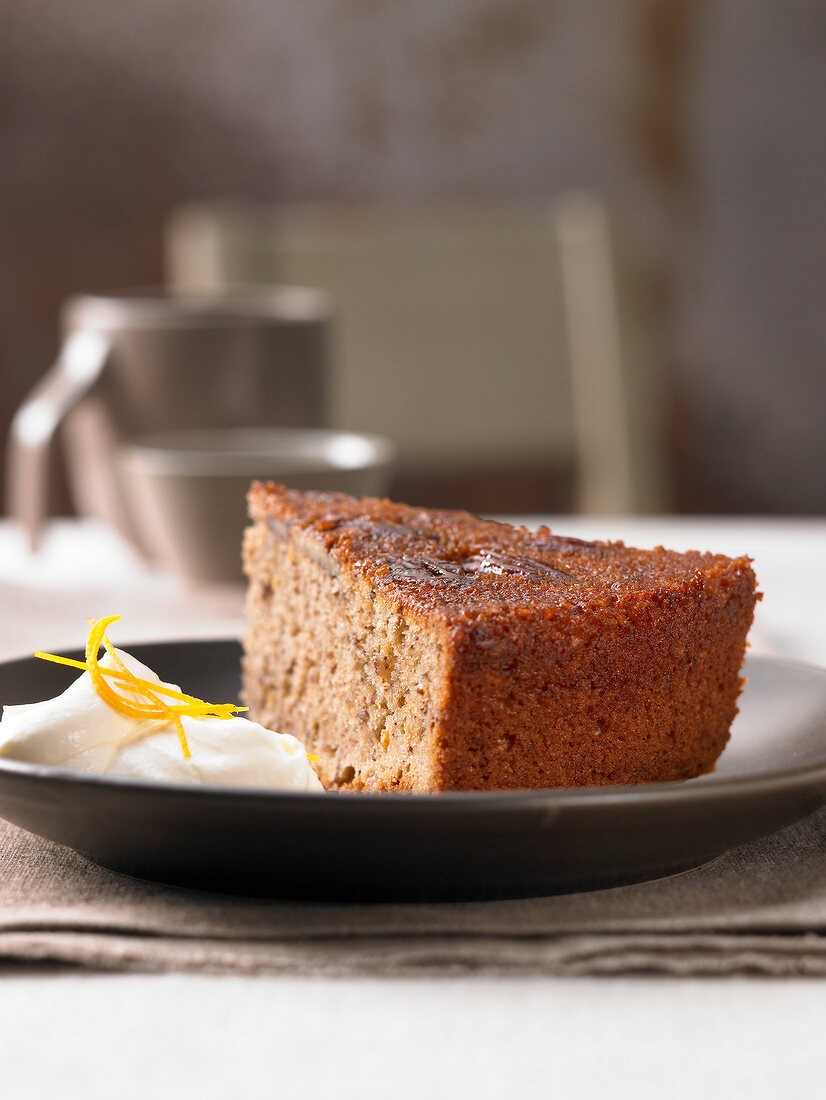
[0, 649, 323, 791]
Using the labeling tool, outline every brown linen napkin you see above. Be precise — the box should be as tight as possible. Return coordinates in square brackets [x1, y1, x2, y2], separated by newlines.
[2, 809, 826, 977]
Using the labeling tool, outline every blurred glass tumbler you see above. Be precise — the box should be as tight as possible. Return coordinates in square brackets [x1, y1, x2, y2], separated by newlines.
[7, 288, 331, 559]
[118, 428, 396, 584]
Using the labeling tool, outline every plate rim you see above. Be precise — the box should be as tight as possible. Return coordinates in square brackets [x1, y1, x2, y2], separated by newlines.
[0, 642, 825, 812]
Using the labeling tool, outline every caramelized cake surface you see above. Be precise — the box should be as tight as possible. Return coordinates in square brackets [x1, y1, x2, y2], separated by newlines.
[243, 484, 759, 791]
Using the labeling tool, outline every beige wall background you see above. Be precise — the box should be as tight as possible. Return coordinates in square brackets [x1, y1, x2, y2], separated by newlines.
[1, 0, 824, 512]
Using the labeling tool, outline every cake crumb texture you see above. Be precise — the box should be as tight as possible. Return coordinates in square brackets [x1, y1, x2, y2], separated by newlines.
[243, 484, 759, 791]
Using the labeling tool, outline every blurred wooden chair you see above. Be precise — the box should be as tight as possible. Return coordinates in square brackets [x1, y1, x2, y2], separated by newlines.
[165, 196, 669, 514]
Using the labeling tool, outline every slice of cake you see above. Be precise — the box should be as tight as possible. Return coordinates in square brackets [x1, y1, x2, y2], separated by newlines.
[242, 484, 759, 791]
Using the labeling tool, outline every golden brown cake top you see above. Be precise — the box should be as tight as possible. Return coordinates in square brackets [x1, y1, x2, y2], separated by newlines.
[249, 482, 757, 621]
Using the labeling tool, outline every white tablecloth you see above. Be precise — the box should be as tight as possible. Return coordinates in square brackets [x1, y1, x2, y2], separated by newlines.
[1, 516, 825, 1098]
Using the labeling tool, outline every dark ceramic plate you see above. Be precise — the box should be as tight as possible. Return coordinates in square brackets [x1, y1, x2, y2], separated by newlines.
[0, 642, 825, 902]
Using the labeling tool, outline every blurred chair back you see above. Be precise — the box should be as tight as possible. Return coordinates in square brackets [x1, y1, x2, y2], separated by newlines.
[167, 198, 669, 514]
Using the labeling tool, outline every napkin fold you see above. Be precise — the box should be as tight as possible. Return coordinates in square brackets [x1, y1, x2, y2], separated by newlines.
[2, 808, 826, 978]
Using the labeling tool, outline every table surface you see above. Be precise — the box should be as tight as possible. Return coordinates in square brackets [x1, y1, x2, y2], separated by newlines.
[1, 515, 825, 1097]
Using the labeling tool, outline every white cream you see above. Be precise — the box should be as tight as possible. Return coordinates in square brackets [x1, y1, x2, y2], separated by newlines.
[0, 649, 323, 792]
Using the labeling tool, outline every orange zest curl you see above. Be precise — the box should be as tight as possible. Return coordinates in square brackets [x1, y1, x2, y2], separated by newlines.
[35, 615, 248, 761]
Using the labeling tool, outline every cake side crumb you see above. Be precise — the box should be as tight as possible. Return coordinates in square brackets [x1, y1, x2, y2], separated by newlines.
[243, 518, 449, 791]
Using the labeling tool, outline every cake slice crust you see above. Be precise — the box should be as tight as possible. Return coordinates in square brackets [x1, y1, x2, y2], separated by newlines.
[243, 484, 759, 791]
